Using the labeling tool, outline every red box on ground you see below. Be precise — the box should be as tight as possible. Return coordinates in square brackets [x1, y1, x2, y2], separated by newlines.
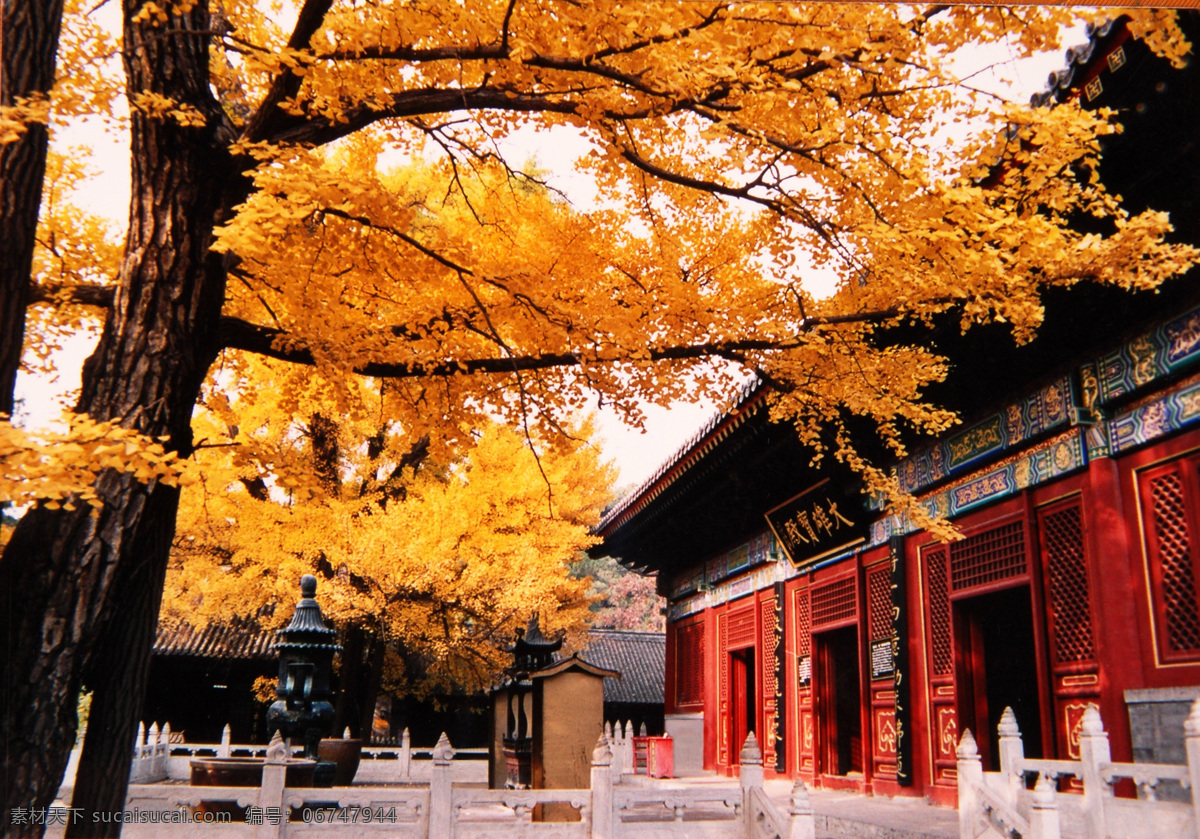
[646, 736, 673, 779]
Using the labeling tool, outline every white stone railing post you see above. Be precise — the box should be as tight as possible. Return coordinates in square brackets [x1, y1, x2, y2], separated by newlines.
[609, 722, 626, 777]
[1028, 776, 1061, 839]
[603, 722, 615, 776]
[256, 731, 287, 839]
[147, 723, 158, 762]
[590, 734, 614, 839]
[623, 722, 635, 776]
[787, 778, 815, 839]
[997, 707, 1025, 806]
[957, 729, 983, 839]
[129, 721, 170, 784]
[740, 732, 764, 834]
[218, 724, 232, 758]
[1078, 703, 1111, 839]
[1185, 698, 1200, 839]
[154, 723, 170, 778]
[132, 722, 146, 778]
[428, 732, 454, 839]
[398, 727, 412, 779]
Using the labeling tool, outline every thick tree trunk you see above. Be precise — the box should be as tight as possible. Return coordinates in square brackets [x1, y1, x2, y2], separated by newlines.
[0, 0, 66, 414]
[66, 492, 175, 838]
[333, 627, 365, 736]
[359, 635, 386, 741]
[0, 0, 231, 832]
[333, 629, 385, 740]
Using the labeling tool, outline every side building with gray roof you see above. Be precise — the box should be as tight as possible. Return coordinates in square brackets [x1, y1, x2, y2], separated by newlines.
[582, 629, 666, 736]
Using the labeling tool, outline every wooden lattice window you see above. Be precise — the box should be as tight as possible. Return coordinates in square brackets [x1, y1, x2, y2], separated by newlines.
[868, 565, 893, 641]
[760, 597, 779, 766]
[925, 545, 953, 677]
[811, 577, 857, 628]
[675, 620, 706, 707]
[794, 588, 811, 687]
[761, 598, 778, 699]
[950, 520, 1027, 592]
[727, 607, 756, 649]
[1139, 456, 1200, 662]
[1039, 501, 1096, 665]
[795, 589, 811, 657]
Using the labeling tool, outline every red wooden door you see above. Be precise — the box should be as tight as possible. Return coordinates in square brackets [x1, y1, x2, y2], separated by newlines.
[731, 648, 756, 760]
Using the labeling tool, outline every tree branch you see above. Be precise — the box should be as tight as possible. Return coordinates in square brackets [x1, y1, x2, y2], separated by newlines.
[215, 303, 942, 379]
[28, 280, 115, 307]
[242, 0, 335, 143]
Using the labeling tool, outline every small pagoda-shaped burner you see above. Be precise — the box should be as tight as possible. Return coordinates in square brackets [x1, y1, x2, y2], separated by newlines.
[509, 616, 563, 677]
[499, 617, 560, 788]
[492, 615, 619, 795]
[267, 575, 341, 785]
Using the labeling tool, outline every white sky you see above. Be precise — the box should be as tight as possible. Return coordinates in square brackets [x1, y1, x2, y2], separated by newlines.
[17, 6, 1090, 489]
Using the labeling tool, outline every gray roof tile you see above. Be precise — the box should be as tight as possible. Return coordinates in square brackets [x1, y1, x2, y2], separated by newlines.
[582, 630, 665, 705]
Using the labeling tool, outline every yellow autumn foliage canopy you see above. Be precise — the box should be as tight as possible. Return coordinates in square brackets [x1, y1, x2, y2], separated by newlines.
[161, 357, 615, 694]
[0, 413, 188, 514]
[7, 3, 1200, 678]
[13, 3, 1199, 513]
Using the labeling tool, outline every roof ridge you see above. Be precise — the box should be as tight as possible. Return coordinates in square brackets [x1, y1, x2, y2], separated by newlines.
[588, 628, 666, 637]
[597, 375, 765, 533]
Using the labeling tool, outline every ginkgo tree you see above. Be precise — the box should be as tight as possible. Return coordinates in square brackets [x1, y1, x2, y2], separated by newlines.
[2, 1, 1199, 835]
[162, 354, 615, 733]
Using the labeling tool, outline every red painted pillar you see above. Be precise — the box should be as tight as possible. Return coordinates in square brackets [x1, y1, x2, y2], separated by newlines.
[1085, 455, 1147, 762]
[705, 605, 720, 772]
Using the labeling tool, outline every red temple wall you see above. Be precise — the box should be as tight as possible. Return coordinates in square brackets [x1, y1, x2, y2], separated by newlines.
[661, 424, 1200, 802]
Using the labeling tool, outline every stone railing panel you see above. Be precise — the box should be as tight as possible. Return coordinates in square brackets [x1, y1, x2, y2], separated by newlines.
[453, 788, 591, 839]
[957, 702, 1200, 839]
[1104, 796, 1194, 839]
[747, 787, 787, 839]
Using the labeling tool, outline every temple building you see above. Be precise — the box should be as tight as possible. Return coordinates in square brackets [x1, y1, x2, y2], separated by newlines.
[593, 13, 1200, 804]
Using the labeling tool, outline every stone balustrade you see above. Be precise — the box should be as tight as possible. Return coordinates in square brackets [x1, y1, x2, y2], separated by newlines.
[89, 730, 809, 839]
[956, 700, 1200, 839]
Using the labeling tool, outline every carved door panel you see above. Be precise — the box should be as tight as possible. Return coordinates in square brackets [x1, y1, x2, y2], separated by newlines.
[760, 594, 779, 770]
[793, 588, 815, 777]
[866, 564, 899, 780]
[1038, 499, 1101, 766]
[923, 544, 959, 789]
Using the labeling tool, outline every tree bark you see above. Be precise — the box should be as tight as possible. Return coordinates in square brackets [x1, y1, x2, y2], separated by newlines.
[359, 634, 385, 741]
[0, 0, 66, 415]
[310, 413, 342, 498]
[333, 627, 365, 736]
[65, 490, 175, 837]
[0, 0, 231, 832]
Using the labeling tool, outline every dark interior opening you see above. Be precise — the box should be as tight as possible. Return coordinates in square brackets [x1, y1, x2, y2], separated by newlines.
[819, 626, 863, 776]
[956, 585, 1043, 770]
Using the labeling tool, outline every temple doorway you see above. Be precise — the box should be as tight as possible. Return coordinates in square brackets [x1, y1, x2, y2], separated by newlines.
[955, 585, 1043, 770]
[816, 626, 863, 776]
[730, 647, 756, 761]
